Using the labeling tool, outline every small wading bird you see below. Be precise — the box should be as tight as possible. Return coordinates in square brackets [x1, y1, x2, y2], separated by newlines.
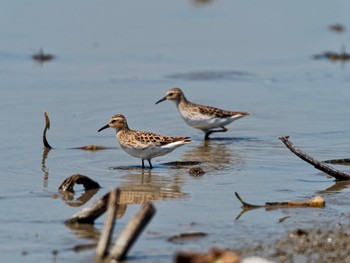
[155, 87, 249, 140]
[98, 114, 191, 169]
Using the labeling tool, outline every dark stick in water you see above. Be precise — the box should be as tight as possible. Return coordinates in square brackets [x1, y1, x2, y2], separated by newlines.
[43, 112, 52, 149]
[278, 136, 350, 181]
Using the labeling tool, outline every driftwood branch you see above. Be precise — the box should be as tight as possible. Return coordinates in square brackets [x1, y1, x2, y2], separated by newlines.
[65, 188, 119, 224]
[235, 192, 325, 209]
[278, 136, 350, 181]
[111, 203, 156, 261]
[59, 174, 101, 192]
[96, 188, 120, 259]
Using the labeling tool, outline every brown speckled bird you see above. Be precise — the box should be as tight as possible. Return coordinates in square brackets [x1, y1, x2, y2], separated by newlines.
[156, 87, 249, 140]
[98, 114, 191, 169]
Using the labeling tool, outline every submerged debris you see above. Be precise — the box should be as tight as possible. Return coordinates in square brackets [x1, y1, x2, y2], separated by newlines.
[32, 49, 55, 63]
[278, 136, 350, 180]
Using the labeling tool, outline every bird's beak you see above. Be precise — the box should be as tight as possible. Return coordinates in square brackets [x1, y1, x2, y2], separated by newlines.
[98, 124, 110, 132]
[155, 97, 166, 104]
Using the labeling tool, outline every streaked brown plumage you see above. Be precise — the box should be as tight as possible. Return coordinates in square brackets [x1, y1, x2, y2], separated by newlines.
[156, 87, 249, 139]
[98, 114, 191, 169]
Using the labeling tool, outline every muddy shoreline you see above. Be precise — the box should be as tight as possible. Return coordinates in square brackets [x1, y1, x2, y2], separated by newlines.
[235, 214, 350, 263]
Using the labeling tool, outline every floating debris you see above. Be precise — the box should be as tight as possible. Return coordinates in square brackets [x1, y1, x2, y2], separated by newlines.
[74, 145, 112, 151]
[329, 23, 345, 33]
[188, 166, 206, 176]
[32, 49, 55, 63]
[278, 136, 350, 180]
[313, 46, 350, 62]
[235, 192, 325, 209]
[168, 232, 207, 244]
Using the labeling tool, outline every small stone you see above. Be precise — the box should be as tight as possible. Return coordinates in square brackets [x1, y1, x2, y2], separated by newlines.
[188, 166, 205, 176]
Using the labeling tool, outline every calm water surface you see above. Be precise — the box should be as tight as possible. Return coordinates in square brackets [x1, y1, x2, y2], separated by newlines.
[1, 1, 350, 262]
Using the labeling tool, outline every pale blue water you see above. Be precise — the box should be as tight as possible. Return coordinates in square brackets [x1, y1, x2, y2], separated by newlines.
[1, 1, 350, 262]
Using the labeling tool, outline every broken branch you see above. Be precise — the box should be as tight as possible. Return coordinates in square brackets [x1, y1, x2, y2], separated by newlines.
[110, 203, 156, 261]
[96, 188, 120, 259]
[65, 188, 119, 224]
[235, 192, 325, 209]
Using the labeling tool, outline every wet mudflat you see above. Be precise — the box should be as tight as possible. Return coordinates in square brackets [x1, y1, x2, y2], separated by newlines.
[1, 1, 350, 262]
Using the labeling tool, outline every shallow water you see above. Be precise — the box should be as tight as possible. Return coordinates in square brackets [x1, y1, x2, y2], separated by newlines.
[1, 1, 350, 262]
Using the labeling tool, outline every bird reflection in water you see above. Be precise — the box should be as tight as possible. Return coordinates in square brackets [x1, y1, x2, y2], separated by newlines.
[181, 139, 244, 171]
[41, 147, 51, 188]
[117, 169, 188, 217]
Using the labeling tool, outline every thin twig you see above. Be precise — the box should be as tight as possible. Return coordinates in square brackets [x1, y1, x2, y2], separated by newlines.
[235, 192, 263, 209]
[43, 112, 52, 149]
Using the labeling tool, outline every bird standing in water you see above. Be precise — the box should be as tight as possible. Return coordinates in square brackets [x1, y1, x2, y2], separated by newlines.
[156, 87, 249, 140]
[98, 114, 191, 169]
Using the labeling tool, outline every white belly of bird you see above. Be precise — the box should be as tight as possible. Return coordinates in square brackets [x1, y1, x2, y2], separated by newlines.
[181, 113, 238, 131]
[120, 141, 185, 159]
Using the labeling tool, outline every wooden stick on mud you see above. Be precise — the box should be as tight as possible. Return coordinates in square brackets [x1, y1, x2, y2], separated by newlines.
[43, 112, 52, 149]
[111, 203, 156, 261]
[96, 188, 120, 259]
[65, 188, 119, 224]
[278, 136, 350, 181]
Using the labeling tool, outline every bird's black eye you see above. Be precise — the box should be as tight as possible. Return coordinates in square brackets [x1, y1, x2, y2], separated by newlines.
[111, 120, 116, 123]
[168, 93, 173, 96]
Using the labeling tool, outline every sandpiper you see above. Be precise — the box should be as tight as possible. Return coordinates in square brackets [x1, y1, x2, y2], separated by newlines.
[98, 114, 191, 169]
[156, 87, 249, 140]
